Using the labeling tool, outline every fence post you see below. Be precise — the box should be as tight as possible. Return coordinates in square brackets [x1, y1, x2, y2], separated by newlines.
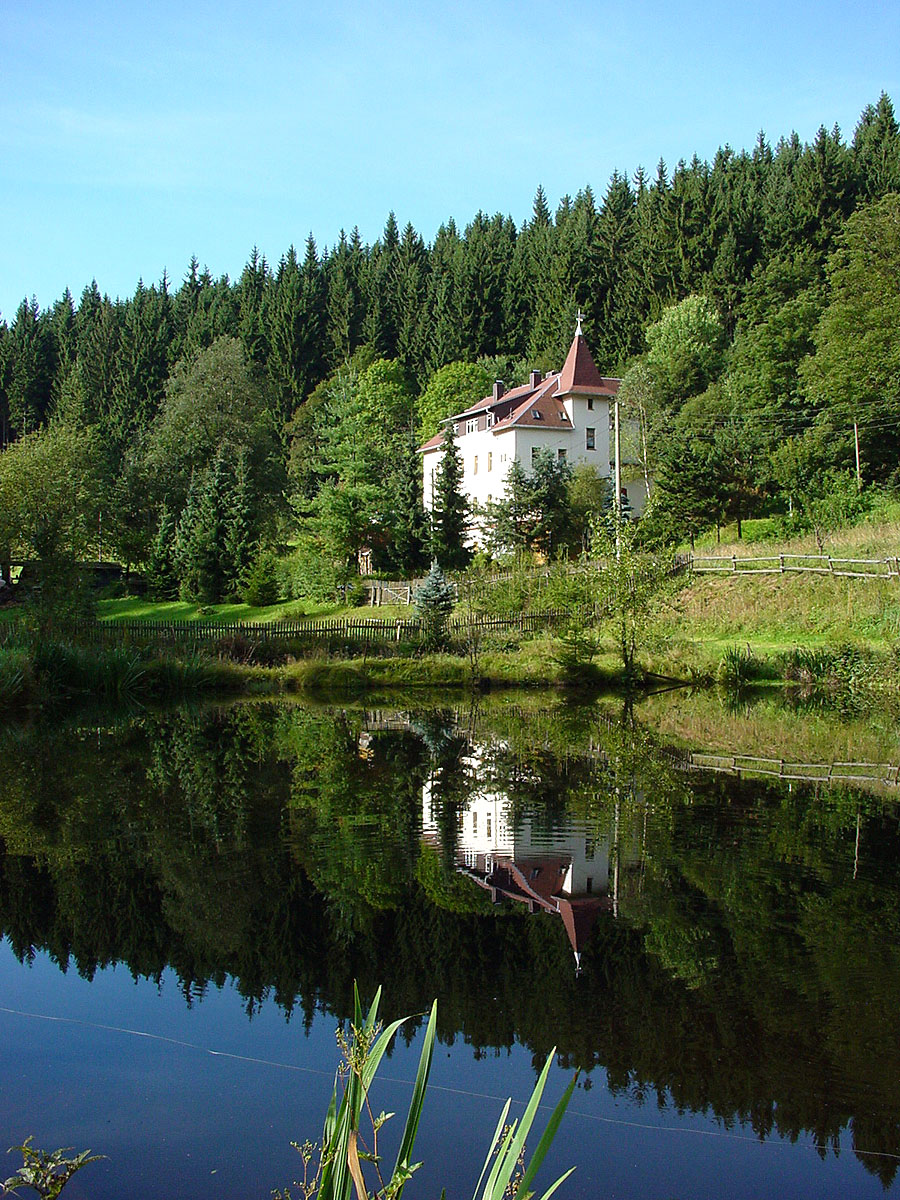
[779, 554, 784, 573]
[731, 554, 737, 573]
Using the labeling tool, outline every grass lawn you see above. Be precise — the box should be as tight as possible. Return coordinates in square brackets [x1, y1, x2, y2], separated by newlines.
[96, 596, 411, 623]
[687, 497, 900, 558]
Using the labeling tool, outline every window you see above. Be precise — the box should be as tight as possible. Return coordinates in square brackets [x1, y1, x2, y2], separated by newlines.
[487, 452, 492, 472]
[586, 876, 593, 894]
[473, 811, 477, 835]
[466, 418, 478, 435]
[531, 409, 543, 420]
[486, 411, 495, 428]
[557, 448, 567, 463]
[486, 815, 492, 839]
[585, 427, 595, 450]
[473, 455, 478, 475]
[587, 398, 594, 411]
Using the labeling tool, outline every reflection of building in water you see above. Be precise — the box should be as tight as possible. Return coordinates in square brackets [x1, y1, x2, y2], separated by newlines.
[423, 754, 635, 971]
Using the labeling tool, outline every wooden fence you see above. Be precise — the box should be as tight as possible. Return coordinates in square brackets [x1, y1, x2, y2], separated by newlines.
[690, 553, 900, 580]
[686, 751, 900, 789]
[362, 551, 900, 604]
[68, 608, 572, 648]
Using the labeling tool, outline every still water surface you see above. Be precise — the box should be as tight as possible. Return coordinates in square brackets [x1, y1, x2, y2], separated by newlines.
[1, 695, 899, 1199]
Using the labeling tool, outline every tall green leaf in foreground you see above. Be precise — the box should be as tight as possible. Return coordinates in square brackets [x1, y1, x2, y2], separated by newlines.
[277, 987, 576, 1200]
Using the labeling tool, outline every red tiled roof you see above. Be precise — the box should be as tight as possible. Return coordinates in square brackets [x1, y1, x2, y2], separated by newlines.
[454, 378, 536, 421]
[555, 332, 621, 397]
[418, 329, 618, 452]
[493, 376, 571, 432]
[558, 896, 610, 958]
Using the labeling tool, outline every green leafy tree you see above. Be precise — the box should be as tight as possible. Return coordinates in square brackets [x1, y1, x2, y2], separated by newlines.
[644, 294, 727, 409]
[224, 446, 258, 587]
[0, 424, 104, 631]
[378, 433, 430, 577]
[642, 433, 718, 549]
[485, 451, 576, 559]
[173, 453, 233, 602]
[145, 336, 282, 522]
[852, 93, 900, 199]
[568, 464, 613, 553]
[106, 276, 172, 451]
[592, 519, 678, 678]
[8, 298, 55, 436]
[416, 361, 492, 442]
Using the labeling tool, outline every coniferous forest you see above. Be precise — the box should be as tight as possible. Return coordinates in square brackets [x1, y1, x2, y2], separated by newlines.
[1, 95, 899, 600]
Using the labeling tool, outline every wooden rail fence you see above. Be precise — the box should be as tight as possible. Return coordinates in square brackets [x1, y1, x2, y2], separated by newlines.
[686, 751, 900, 789]
[690, 553, 900, 580]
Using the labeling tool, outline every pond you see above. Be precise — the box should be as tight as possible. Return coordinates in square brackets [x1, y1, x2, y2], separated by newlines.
[1, 693, 899, 1199]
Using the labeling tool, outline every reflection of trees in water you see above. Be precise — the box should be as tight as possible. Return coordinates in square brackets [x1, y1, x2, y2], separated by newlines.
[0, 702, 899, 1182]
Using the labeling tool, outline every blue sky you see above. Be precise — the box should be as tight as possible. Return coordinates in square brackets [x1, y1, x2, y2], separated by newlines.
[2, 0, 898, 320]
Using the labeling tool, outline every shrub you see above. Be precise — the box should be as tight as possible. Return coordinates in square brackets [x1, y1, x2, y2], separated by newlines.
[717, 644, 759, 689]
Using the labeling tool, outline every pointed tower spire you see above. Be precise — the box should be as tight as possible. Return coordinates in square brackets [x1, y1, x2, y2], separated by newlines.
[556, 320, 613, 396]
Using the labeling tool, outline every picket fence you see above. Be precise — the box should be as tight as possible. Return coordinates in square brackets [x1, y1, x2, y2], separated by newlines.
[77, 608, 572, 647]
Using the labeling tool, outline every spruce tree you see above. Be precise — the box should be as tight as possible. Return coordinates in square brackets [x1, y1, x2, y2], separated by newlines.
[429, 423, 470, 571]
[9, 297, 55, 436]
[380, 433, 429, 577]
[413, 559, 456, 649]
[224, 446, 258, 586]
[146, 504, 179, 599]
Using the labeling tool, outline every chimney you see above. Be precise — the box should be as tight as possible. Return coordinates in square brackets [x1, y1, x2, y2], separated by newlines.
[530, 369, 542, 389]
[492, 380, 505, 401]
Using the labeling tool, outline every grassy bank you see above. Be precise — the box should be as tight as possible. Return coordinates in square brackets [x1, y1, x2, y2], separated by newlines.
[0, 639, 256, 709]
[95, 596, 409, 623]
[4, 505, 900, 708]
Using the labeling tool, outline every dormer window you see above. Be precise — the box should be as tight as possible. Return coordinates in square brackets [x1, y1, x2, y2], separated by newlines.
[560, 411, 569, 421]
[486, 411, 495, 428]
[466, 418, 478, 435]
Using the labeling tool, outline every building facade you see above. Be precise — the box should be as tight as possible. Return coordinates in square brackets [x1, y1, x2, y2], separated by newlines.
[420, 320, 647, 540]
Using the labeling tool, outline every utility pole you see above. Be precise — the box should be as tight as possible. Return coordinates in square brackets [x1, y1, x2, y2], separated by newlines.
[614, 396, 622, 559]
[854, 421, 862, 490]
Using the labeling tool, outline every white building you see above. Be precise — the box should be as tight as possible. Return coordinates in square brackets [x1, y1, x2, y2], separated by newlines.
[421, 751, 612, 968]
[420, 319, 647, 540]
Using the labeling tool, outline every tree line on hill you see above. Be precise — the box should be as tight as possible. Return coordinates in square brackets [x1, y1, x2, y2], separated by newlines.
[1, 94, 899, 603]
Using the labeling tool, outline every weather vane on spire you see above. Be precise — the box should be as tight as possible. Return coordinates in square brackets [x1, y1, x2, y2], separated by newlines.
[575, 309, 584, 336]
